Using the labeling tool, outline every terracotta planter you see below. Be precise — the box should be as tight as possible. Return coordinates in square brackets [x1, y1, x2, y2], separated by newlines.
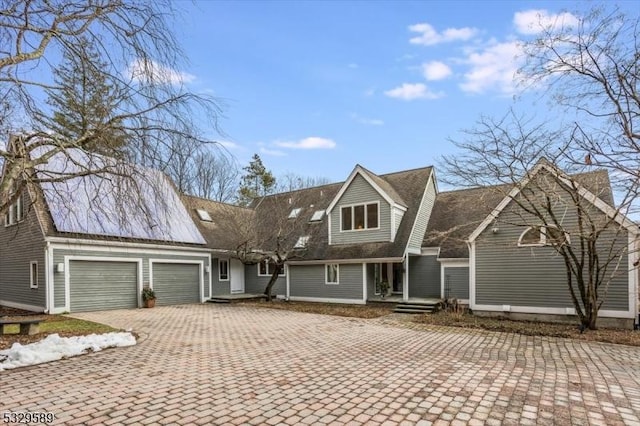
[144, 298, 156, 308]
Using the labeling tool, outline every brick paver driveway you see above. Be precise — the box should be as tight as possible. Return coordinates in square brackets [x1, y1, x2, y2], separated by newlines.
[3, 305, 640, 425]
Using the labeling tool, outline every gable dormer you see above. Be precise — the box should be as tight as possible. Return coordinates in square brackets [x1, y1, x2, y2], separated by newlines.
[326, 165, 407, 245]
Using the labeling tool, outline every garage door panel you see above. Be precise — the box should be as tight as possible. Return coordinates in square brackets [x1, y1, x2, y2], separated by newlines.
[153, 263, 200, 306]
[70, 260, 138, 312]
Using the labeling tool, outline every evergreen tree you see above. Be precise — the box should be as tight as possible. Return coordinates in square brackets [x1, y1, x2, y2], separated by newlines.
[237, 154, 276, 206]
[46, 37, 127, 154]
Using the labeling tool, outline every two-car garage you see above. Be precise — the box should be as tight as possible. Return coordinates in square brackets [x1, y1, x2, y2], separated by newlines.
[55, 252, 209, 313]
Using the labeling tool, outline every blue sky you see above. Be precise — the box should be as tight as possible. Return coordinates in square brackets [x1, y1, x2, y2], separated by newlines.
[171, 1, 635, 183]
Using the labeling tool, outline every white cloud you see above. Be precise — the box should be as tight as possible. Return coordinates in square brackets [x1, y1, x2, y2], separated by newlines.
[274, 137, 336, 150]
[260, 147, 287, 156]
[422, 61, 452, 81]
[218, 140, 240, 150]
[127, 58, 196, 85]
[384, 83, 444, 101]
[514, 9, 579, 35]
[409, 23, 478, 46]
[459, 41, 523, 95]
[351, 113, 384, 126]
[363, 88, 376, 97]
[348, 63, 359, 69]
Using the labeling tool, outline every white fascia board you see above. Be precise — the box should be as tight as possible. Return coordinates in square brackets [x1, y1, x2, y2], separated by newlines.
[325, 166, 397, 213]
[468, 162, 640, 243]
[473, 304, 635, 319]
[47, 237, 212, 254]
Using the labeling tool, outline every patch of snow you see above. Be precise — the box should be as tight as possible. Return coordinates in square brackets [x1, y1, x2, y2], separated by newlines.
[34, 148, 206, 244]
[0, 332, 136, 371]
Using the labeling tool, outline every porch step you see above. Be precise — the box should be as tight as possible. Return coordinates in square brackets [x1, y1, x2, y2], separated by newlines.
[208, 298, 231, 304]
[393, 301, 439, 314]
[207, 293, 267, 304]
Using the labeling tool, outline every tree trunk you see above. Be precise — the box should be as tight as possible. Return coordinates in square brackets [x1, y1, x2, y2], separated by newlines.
[263, 267, 281, 302]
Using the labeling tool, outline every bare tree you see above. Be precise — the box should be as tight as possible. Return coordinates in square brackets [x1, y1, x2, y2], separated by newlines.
[192, 150, 239, 203]
[217, 187, 328, 301]
[519, 5, 640, 202]
[278, 172, 331, 192]
[0, 1, 221, 215]
[441, 112, 634, 330]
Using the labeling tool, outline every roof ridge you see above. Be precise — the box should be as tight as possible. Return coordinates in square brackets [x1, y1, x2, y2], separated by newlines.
[181, 193, 248, 209]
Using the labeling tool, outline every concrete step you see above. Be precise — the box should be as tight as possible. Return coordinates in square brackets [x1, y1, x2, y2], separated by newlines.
[399, 304, 437, 309]
[393, 301, 439, 314]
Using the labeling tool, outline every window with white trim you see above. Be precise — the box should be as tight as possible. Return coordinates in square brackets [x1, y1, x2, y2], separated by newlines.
[518, 225, 570, 247]
[326, 264, 339, 284]
[196, 209, 213, 222]
[294, 235, 310, 249]
[341, 202, 379, 231]
[309, 210, 325, 222]
[30, 261, 38, 289]
[5, 190, 24, 226]
[258, 259, 285, 276]
[288, 208, 302, 219]
[219, 259, 229, 281]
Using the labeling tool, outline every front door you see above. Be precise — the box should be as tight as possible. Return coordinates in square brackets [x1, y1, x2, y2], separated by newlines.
[392, 263, 403, 293]
[230, 259, 245, 294]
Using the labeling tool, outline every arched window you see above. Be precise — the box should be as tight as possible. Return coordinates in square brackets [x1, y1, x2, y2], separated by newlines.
[542, 225, 570, 246]
[518, 225, 570, 247]
[518, 226, 543, 246]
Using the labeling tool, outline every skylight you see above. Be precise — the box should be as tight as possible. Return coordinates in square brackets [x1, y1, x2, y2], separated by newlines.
[294, 235, 310, 248]
[309, 210, 325, 222]
[288, 207, 302, 219]
[196, 209, 212, 222]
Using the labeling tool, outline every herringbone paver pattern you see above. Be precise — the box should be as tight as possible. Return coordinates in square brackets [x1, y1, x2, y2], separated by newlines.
[2, 304, 640, 425]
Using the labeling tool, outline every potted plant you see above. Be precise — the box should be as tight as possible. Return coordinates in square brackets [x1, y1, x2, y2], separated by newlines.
[379, 280, 390, 299]
[142, 287, 156, 308]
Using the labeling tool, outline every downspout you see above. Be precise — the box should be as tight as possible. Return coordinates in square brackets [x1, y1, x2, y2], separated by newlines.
[45, 241, 51, 314]
[403, 254, 409, 302]
[285, 264, 290, 301]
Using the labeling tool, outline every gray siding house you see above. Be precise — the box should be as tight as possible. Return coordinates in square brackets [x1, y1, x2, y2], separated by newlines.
[425, 160, 639, 327]
[5, 145, 637, 327]
[0, 148, 212, 314]
[186, 160, 638, 327]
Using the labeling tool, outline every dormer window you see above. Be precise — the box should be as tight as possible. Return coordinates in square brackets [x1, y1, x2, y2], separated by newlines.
[341, 202, 379, 231]
[5, 189, 24, 226]
[196, 209, 212, 222]
[294, 235, 310, 249]
[288, 207, 302, 219]
[310, 210, 325, 222]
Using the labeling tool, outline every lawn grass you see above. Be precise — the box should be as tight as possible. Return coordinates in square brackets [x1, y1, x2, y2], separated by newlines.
[240, 300, 394, 318]
[0, 315, 117, 350]
[414, 311, 640, 346]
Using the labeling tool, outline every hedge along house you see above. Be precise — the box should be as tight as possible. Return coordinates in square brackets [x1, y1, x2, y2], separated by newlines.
[0, 148, 212, 314]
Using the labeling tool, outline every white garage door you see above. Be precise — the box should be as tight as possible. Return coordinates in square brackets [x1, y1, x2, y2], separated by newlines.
[152, 263, 201, 306]
[69, 260, 138, 312]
